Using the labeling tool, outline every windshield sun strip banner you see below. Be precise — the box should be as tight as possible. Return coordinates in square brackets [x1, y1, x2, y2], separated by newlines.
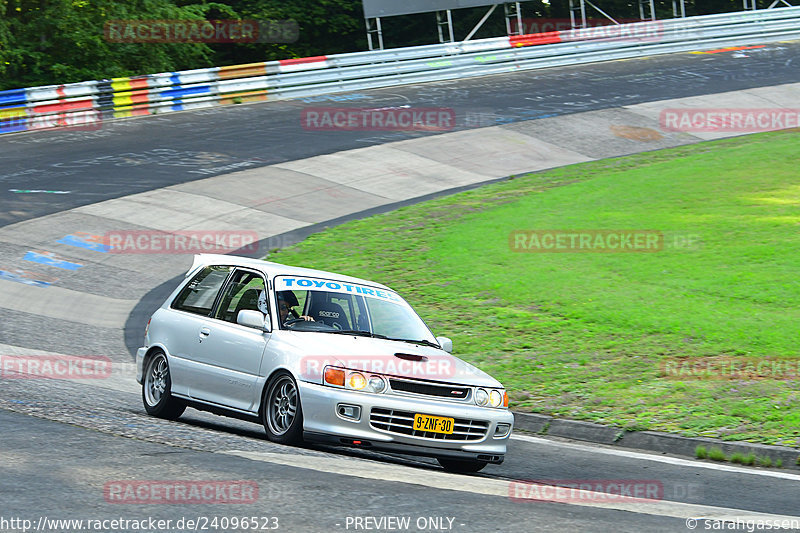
[273, 275, 408, 306]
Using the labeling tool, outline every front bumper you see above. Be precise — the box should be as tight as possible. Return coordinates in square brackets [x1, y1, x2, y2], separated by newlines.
[298, 380, 513, 462]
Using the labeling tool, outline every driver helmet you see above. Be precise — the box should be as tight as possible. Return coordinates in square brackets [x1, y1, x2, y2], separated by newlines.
[277, 290, 299, 308]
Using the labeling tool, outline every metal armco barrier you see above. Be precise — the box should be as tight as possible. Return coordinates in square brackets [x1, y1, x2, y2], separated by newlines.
[1, 7, 799, 134]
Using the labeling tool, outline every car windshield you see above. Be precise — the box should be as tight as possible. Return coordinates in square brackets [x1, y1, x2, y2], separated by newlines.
[274, 275, 437, 345]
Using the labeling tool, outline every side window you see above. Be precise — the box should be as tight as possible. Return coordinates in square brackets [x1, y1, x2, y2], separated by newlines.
[214, 269, 267, 323]
[172, 266, 232, 316]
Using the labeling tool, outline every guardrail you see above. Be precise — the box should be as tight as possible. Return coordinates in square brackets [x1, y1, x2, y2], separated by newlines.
[1, 7, 799, 134]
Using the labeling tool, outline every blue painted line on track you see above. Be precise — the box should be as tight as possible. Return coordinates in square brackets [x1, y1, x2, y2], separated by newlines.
[56, 234, 112, 253]
[23, 251, 84, 271]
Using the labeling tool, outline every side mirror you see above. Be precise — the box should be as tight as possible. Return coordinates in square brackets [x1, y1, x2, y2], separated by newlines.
[436, 336, 453, 353]
[237, 310, 271, 332]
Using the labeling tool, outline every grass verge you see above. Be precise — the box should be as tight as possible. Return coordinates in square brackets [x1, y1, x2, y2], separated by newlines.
[270, 129, 800, 447]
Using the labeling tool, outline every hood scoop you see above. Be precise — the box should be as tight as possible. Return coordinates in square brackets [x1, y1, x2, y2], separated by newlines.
[394, 353, 427, 362]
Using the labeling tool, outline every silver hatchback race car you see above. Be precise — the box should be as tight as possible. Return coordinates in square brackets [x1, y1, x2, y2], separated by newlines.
[136, 254, 513, 472]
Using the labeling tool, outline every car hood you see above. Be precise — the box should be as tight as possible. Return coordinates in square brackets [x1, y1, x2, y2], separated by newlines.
[277, 331, 502, 388]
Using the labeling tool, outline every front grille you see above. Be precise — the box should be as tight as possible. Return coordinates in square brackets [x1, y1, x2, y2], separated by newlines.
[370, 408, 489, 442]
[388, 378, 470, 401]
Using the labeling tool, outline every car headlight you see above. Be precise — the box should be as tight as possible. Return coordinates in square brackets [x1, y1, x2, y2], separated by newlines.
[323, 366, 387, 394]
[347, 372, 366, 390]
[489, 389, 503, 408]
[475, 388, 489, 406]
[475, 387, 507, 408]
[368, 375, 386, 393]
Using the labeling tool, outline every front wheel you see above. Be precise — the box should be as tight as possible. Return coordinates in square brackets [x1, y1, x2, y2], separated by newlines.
[142, 351, 185, 420]
[262, 371, 304, 445]
[437, 457, 488, 473]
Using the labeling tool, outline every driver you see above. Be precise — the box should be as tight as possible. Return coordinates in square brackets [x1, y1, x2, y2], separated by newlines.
[277, 290, 314, 325]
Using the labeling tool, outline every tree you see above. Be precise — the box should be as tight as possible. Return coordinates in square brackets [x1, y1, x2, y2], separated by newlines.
[1, 0, 219, 89]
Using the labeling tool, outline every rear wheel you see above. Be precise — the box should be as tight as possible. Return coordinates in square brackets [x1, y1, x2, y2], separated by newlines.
[263, 371, 304, 445]
[437, 457, 488, 473]
[142, 351, 185, 420]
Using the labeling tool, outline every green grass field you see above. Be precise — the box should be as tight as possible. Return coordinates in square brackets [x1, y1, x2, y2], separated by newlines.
[270, 129, 800, 447]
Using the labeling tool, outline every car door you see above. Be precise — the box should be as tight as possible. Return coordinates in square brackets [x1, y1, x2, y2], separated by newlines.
[166, 265, 234, 397]
[187, 268, 271, 412]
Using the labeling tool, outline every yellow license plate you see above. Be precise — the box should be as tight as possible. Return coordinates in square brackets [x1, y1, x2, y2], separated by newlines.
[414, 413, 454, 434]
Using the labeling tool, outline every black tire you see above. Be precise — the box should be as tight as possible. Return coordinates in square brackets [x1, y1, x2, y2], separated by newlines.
[142, 351, 186, 420]
[262, 371, 304, 445]
[437, 457, 488, 473]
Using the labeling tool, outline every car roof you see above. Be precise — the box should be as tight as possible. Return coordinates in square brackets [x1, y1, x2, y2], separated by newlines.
[187, 254, 393, 291]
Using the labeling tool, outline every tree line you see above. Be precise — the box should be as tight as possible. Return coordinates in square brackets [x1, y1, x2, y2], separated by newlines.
[0, 0, 764, 91]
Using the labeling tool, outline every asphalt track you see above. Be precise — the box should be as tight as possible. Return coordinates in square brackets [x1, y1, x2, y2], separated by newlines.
[2, 41, 800, 533]
[2, 41, 800, 228]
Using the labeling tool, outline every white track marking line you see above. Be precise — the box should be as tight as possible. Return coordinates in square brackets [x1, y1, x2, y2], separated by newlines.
[221, 450, 800, 523]
[511, 434, 800, 481]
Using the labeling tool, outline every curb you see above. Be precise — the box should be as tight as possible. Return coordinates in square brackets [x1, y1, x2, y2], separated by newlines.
[513, 411, 800, 470]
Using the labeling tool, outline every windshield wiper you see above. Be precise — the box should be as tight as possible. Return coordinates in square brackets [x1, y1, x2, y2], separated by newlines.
[330, 329, 374, 337]
[328, 331, 440, 348]
[383, 337, 441, 349]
